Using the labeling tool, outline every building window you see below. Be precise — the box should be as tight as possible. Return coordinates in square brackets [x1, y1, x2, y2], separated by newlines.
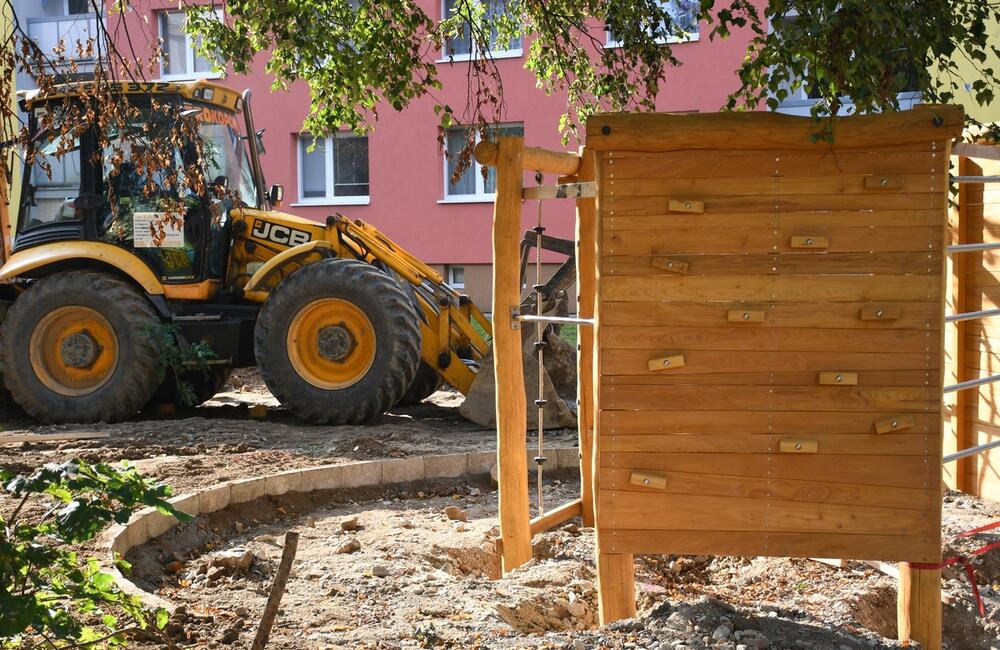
[298, 133, 370, 204]
[606, 0, 699, 47]
[159, 9, 221, 79]
[770, 15, 921, 115]
[444, 123, 523, 200]
[442, 0, 522, 60]
[66, 0, 90, 14]
[448, 265, 465, 289]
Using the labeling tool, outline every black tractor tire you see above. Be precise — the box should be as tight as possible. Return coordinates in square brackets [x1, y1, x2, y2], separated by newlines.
[254, 258, 421, 424]
[147, 366, 231, 409]
[0, 270, 161, 423]
[395, 361, 443, 406]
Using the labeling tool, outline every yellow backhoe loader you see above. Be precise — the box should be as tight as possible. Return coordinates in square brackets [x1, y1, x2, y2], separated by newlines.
[0, 80, 576, 425]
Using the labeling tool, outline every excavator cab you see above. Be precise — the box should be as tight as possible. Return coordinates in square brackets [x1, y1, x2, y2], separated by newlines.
[15, 87, 255, 293]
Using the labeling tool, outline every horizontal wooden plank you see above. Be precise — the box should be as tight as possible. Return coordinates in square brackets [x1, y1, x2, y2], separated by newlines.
[603, 370, 937, 387]
[596, 529, 941, 563]
[602, 226, 943, 255]
[600, 325, 937, 353]
[595, 491, 935, 535]
[599, 301, 941, 330]
[598, 452, 938, 489]
[607, 210, 947, 230]
[600, 193, 945, 216]
[605, 174, 938, 198]
[601, 275, 940, 303]
[600, 467, 936, 510]
[601, 349, 940, 376]
[599, 384, 939, 412]
[586, 106, 963, 152]
[603, 151, 942, 180]
[599, 409, 942, 435]
[602, 252, 943, 276]
[602, 432, 935, 456]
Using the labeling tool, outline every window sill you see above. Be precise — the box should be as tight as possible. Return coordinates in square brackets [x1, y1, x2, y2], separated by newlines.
[436, 49, 523, 63]
[291, 197, 370, 206]
[437, 197, 495, 204]
[160, 72, 223, 81]
[605, 34, 699, 48]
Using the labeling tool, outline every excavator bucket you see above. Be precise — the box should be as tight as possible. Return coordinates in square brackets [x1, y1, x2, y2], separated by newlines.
[459, 232, 579, 429]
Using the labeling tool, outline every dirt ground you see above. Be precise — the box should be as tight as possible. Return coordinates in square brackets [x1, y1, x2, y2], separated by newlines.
[2, 371, 999, 649]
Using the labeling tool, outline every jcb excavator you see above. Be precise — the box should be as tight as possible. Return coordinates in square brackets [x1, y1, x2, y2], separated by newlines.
[0, 79, 576, 425]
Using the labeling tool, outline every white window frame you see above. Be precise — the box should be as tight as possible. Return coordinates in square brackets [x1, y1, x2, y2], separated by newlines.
[605, 0, 700, 49]
[440, 124, 522, 203]
[439, 0, 523, 62]
[294, 133, 371, 206]
[158, 7, 223, 81]
[448, 265, 466, 289]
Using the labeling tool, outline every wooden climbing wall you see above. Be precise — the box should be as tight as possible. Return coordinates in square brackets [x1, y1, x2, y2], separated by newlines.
[587, 106, 964, 565]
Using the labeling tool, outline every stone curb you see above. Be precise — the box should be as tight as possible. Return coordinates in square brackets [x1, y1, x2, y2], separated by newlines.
[99, 447, 581, 613]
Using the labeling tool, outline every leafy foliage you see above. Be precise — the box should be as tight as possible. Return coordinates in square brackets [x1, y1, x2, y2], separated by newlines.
[0, 459, 189, 648]
[143, 322, 217, 407]
[181, 0, 1000, 141]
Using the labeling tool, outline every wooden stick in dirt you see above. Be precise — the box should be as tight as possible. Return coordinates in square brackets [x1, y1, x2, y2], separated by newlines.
[251, 530, 300, 650]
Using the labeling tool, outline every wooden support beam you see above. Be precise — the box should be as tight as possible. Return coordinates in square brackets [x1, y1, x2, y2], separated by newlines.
[492, 136, 532, 574]
[529, 497, 582, 536]
[576, 147, 597, 527]
[898, 564, 942, 650]
[596, 551, 636, 624]
[474, 140, 581, 176]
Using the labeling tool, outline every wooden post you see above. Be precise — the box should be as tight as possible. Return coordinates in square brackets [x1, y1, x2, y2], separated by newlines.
[493, 136, 532, 573]
[575, 146, 596, 527]
[897, 564, 942, 650]
[944, 156, 971, 492]
[596, 550, 636, 624]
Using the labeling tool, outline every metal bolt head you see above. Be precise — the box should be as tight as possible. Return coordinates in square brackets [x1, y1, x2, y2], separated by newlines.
[684, 201, 692, 208]
[643, 478, 650, 485]
[662, 359, 671, 367]
[805, 238, 813, 245]
[835, 374, 843, 382]
[794, 443, 802, 450]
[667, 261, 674, 268]
[880, 177, 888, 186]
[876, 309, 884, 317]
[743, 312, 751, 320]
[891, 419, 898, 428]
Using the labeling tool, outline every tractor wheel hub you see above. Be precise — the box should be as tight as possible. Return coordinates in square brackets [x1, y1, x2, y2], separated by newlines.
[317, 323, 356, 363]
[60, 331, 99, 369]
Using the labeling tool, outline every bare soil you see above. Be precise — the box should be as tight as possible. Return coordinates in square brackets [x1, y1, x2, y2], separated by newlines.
[2, 372, 999, 649]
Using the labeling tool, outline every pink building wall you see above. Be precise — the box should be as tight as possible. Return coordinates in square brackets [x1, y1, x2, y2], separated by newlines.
[112, 1, 764, 265]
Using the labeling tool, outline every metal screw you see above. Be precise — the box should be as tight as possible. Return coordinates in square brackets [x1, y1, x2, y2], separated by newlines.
[836, 374, 843, 382]
[667, 261, 674, 268]
[662, 359, 671, 367]
[805, 238, 813, 245]
[880, 178, 888, 186]
[794, 443, 802, 450]
[684, 201, 692, 208]
[642, 478, 650, 485]
[891, 419, 898, 428]
[876, 309, 884, 317]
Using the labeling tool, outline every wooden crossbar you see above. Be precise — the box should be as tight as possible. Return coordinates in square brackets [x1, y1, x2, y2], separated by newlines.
[529, 498, 582, 535]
